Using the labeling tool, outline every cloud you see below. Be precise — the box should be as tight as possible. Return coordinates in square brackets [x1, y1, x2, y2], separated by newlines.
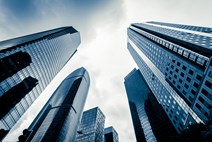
[0, 0, 126, 43]
[0, 0, 38, 20]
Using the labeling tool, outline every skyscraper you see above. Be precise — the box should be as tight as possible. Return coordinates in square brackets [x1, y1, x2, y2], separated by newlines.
[104, 126, 119, 142]
[124, 69, 177, 142]
[127, 21, 212, 133]
[76, 107, 105, 142]
[0, 26, 80, 140]
[19, 67, 90, 142]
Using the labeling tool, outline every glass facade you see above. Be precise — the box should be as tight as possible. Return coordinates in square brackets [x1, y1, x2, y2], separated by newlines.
[147, 21, 212, 34]
[76, 107, 105, 142]
[104, 126, 119, 142]
[124, 69, 157, 142]
[127, 22, 212, 133]
[25, 67, 90, 142]
[0, 26, 80, 140]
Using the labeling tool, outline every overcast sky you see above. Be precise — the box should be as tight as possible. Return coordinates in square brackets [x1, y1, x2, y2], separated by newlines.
[1, 0, 212, 141]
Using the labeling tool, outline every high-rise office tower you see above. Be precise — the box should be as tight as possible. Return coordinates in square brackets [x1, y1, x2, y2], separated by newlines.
[0, 26, 80, 140]
[19, 67, 90, 142]
[127, 21, 212, 133]
[124, 69, 177, 142]
[76, 107, 105, 142]
[104, 126, 119, 142]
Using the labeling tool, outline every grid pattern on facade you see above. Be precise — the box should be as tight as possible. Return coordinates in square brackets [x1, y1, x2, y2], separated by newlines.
[130, 26, 209, 67]
[147, 21, 212, 34]
[132, 23, 212, 53]
[128, 29, 205, 107]
[76, 107, 105, 142]
[127, 22, 212, 133]
[0, 27, 80, 133]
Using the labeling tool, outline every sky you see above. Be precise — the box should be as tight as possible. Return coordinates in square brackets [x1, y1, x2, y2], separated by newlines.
[1, 0, 212, 141]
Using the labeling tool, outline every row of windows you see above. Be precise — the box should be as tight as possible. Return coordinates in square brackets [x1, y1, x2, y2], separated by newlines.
[133, 23, 212, 49]
[193, 65, 212, 120]
[130, 25, 209, 67]
[128, 37, 203, 133]
[148, 21, 212, 34]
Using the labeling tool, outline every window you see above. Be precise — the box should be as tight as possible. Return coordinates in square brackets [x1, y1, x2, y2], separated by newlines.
[201, 89, 208, 96]
[195, 103, 201, 110]
[176, 68, 179, 73]
[191, 89, 196, 95]
[181, 72, 185, 77]
[189, 70, 194, 75]
[182, 90, 186, 95]
[173, 80, 176, 84]
[177, 85, 181, 89]
[184, 84, 189, 89]
[193, 82, 199, 88]
[182, 65, 187, 70]
[177, 62, 181, 66]
[198, 96, 205, 104]
[179, 79, 182, 83]
[172, 59, 176, 63]
[186, 77, 191, 82]
[196, 74, 202, 81]
[205, 80, 212, 89]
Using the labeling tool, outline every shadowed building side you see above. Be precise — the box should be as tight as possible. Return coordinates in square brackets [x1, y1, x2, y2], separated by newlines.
[124, 69, 177, 142]
[104, 126, 119, 142]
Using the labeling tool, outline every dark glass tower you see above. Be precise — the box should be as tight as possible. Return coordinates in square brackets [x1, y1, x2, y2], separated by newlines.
[19, 67, 90, 142]
[0, 26, 80, 140]
[127, 21, 212, 133]
[76, 107, 105, 142]
[104, 126, 119, 142]
[124, 69, 177, 142]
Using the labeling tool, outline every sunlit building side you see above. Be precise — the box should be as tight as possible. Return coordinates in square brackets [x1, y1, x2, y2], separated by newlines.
[127, 21, 212, 133]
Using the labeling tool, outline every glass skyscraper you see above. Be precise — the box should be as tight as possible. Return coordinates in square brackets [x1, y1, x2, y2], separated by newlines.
[76, 107, 105, 142]
[0, 26, 80, 140]
[19, 67, 90, 142]
[127, 21, 212, 133]
[104, 126, 119, 142]
[124, 69, 177, 142]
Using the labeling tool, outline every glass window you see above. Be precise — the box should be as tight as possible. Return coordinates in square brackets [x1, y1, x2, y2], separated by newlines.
[205, 80, 212, 89]
[196, 74, 202, 81]
[189, 70, 194, 75]
[182, 65, 187, 70]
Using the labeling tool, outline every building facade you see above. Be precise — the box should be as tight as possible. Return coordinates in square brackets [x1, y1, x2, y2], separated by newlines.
[0, 26, 80, 140]
[124, 69, 177, 142]
[104, 126, 119, 142]
[127, 21, 212, 133]
[20, 67, 90, 142]
[76, 107, 105, 142]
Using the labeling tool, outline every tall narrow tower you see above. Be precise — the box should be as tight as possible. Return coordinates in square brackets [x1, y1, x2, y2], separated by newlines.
[0, 26, 80, 140]
[21, 67, 90, 142]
